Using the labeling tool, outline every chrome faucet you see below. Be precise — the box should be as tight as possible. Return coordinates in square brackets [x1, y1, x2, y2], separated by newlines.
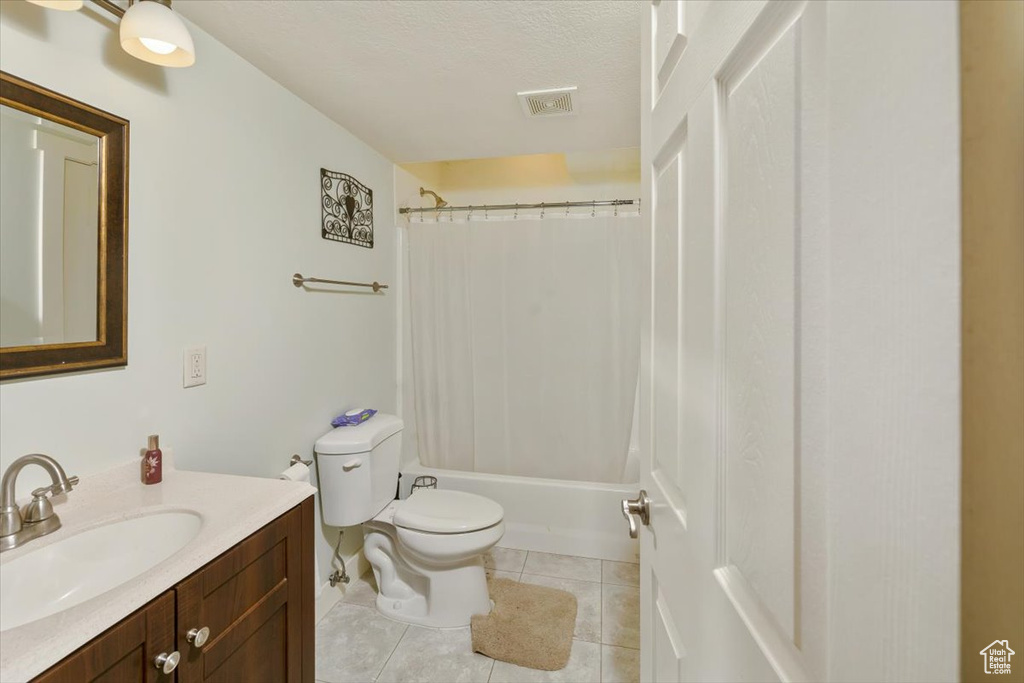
[0, 454, 78, 553]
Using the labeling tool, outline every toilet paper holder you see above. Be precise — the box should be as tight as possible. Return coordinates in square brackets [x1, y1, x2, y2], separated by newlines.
[290, 454, 312, 467]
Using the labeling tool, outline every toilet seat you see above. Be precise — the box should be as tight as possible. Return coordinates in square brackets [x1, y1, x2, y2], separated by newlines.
[392, 489, 503, 534]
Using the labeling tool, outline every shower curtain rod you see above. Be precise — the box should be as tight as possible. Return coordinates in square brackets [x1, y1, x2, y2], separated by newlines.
[398, 198, 639, 215]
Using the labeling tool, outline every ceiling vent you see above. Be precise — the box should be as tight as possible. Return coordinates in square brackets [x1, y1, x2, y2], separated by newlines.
[518, 87, 577, 118]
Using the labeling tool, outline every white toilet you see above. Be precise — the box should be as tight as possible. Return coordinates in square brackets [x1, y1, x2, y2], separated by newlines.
[315, 414, 505, 627]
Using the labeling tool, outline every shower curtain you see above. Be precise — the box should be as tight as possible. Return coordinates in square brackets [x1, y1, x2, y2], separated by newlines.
[408, 212, 641, 484]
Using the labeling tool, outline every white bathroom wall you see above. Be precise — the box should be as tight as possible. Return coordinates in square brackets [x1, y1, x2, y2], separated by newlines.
[0, 2, 397, 585]
[396, 152, 641, 472]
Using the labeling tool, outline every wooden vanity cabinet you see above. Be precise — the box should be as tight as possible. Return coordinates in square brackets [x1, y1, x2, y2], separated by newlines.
[32, 497, 315, 683]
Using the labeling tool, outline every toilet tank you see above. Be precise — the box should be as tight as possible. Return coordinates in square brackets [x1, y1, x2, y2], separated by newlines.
[315, 414, 403, 527]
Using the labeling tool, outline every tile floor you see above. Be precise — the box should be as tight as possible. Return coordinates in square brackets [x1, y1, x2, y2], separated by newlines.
[315, 548, 640, 683]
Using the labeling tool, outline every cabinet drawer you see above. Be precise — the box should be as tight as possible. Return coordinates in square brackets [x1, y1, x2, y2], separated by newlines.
[34, 591, 176, 683]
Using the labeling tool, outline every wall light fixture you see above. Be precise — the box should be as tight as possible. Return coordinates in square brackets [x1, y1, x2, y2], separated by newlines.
[25, 0, 196, 68]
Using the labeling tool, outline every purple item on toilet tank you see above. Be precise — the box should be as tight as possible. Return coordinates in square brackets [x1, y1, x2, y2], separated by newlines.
[331, 408, 377, 427]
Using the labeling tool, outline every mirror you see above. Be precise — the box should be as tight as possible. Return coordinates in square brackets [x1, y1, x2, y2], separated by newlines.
[0, 72, 128, 379]
[1, 105, 100, 346]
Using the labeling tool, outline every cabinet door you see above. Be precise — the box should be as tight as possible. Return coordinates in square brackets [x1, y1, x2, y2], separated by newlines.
[34, 591, 177, 683]
[175, 501, 311, 683]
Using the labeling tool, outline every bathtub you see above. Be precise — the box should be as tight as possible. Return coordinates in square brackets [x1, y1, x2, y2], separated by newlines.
[399, 460, 640, 563]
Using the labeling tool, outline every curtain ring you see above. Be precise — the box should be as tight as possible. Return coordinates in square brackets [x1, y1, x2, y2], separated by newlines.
[540, 202, 546, 219]
[591, 201, 596, 218]
[614, 202, 619, 217]
[449, 206, 455, 222]
[514, 203, 519, 219]
[485, 206, 489, 220]
[468, 205, 474, 221]
[566, 201, 570, 217]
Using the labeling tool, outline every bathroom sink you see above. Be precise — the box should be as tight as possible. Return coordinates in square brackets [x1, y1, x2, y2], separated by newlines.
[0, 510, 202, 632]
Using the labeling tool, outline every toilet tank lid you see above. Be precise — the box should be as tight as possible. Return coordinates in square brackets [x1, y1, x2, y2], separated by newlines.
[315, 413, 403, 455]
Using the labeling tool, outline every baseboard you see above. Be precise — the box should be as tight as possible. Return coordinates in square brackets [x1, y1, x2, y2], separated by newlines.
[314, 547, 369, 624]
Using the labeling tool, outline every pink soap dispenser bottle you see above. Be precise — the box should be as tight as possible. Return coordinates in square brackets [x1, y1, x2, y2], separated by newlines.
[142, 434, 162, 485]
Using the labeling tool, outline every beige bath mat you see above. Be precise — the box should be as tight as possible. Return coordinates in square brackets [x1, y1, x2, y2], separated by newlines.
[471, 578, 578, 671]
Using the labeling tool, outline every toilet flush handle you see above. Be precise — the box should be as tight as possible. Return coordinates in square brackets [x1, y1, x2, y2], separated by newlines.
[342, 459, 363, 471]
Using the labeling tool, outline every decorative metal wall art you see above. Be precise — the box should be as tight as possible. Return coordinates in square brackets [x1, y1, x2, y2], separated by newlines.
[321, 168, 373, 248]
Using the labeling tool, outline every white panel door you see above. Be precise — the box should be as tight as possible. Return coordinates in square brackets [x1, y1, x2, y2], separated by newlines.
[634, 1, 961, 681]
[63, 158, 99, 343]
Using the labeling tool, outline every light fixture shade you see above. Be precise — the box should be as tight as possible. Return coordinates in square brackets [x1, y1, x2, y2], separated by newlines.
[119, 1, 195, 68]
[26, 0, 84, 10]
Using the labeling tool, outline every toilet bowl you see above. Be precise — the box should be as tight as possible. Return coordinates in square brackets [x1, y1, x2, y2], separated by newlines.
[314, 414, 505, 627]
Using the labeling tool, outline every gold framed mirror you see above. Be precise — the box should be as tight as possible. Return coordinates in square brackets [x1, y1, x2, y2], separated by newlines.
[0, 72, 128, 379]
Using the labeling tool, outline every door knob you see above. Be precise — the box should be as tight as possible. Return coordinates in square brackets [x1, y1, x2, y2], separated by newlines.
[621, 490, 650, 538]
[187, 626, 211, 648]
[154, 650, 180, 674]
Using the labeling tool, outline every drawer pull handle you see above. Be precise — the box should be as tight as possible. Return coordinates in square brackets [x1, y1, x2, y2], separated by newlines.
[154, 651, 180, 674]
[187, 626, 211, 648]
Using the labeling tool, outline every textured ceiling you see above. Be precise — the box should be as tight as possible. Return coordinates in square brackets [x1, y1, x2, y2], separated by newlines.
[175, 1, 641, 163]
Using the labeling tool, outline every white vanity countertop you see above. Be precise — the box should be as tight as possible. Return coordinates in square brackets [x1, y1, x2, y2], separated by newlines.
[0, 458, 316, 682]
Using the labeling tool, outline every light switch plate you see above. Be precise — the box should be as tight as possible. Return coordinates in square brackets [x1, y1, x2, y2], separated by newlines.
[183, 345, 206, 388]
